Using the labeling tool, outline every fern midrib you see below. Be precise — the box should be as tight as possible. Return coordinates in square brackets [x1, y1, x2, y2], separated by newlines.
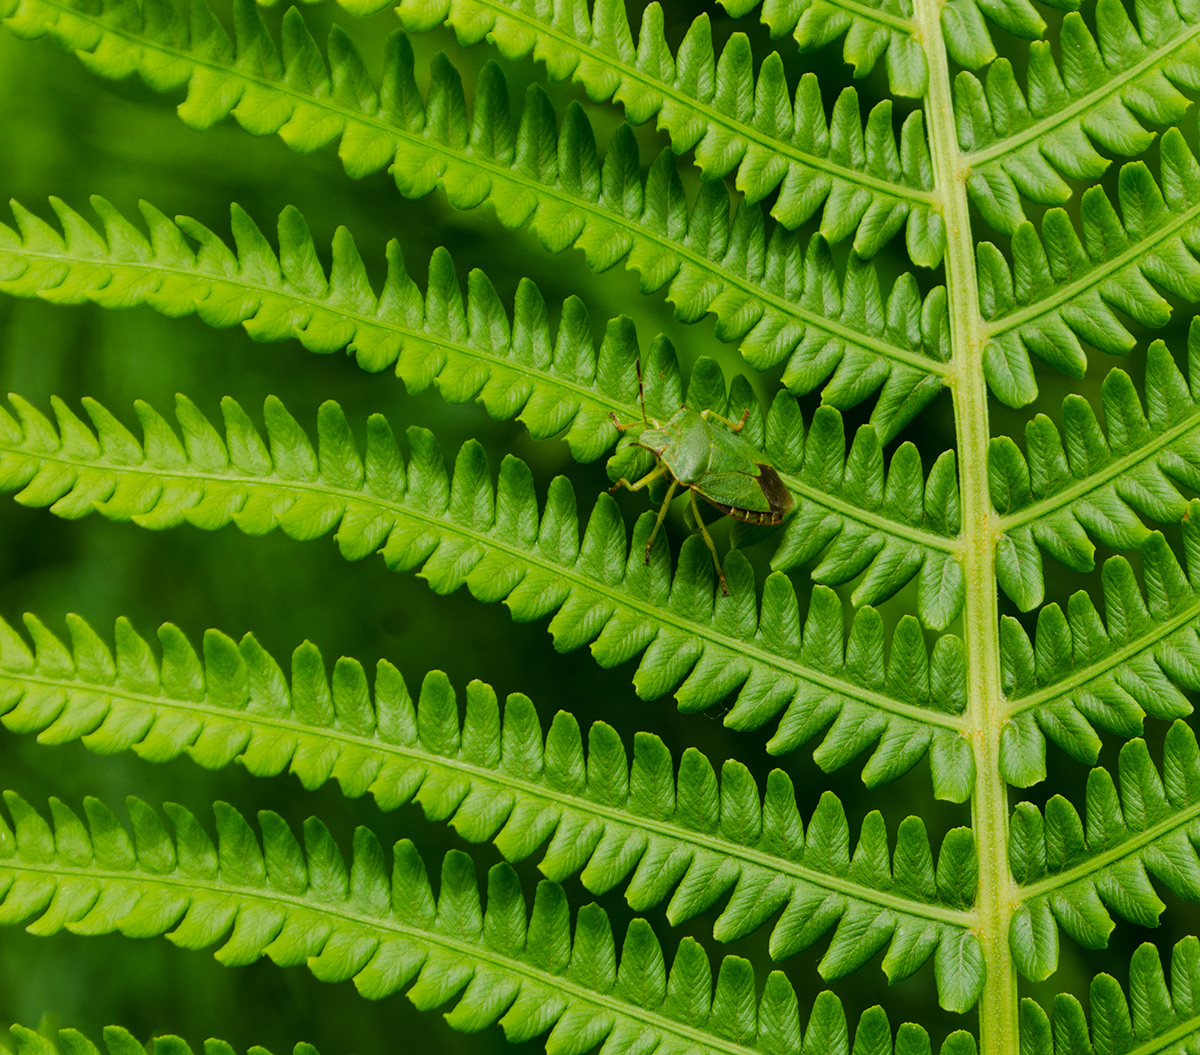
[918, 0, 1017, 1047]
[442, 0, 933, 204]
[983, 192, 1200, 339]
[30, 0, 947, 380]
[963, 19, 1200, 168]
[1124, 1010, 1200, 1055]
[0, 239, 961, 550]
[1007, 595, 1200, 716]
[0, 669, 973, 923]
[997, 408, 1198, 532]
[773, 471, 959, 551]
[0, 855, 766, 1055]
[0, 442, 968, 730]
[1018, 794, 1200, 899]
[0, 243, 631, 415]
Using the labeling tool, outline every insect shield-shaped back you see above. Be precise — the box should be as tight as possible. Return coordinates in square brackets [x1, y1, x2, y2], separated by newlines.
[700, 461, 795, 525]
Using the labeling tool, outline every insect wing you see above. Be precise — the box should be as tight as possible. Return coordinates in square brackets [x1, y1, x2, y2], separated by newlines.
[695, 470, 776, 517]
[754, 463, 795, 517]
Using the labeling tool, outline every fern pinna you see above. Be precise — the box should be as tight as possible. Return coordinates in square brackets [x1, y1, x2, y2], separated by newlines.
[0, 0, 1198, 1052]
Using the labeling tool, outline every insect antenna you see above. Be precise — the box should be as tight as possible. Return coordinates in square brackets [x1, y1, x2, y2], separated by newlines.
[610, 357, 650, 432]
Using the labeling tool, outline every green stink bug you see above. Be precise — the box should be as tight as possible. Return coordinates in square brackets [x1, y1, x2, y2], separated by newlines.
[609, 370, 795, 594]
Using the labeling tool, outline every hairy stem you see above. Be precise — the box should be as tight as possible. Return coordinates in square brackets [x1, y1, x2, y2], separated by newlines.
[915, 0, 1018, 1049]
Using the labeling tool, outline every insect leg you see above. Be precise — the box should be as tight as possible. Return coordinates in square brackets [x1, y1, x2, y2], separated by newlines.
[610, 360, 650, 432]
[699, 408, 751, 433]
[689, 489, 728, 595]
[608, 463, 669, 494]
[644, 478, 679, 563]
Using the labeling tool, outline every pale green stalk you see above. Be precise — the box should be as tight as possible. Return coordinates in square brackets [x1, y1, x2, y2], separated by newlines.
[915, 0, 1018, 1049]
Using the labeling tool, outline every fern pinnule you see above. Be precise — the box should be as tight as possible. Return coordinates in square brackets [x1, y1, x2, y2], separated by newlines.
[997, 531, 1199, 785]
[990, 328, 1200, 609]
[956, 0, 1200, 234]
[0, 791, 965, 1051]
[978, 139, 1200, 408]
[0, 195, 646, 462]
[0, 0, 952, 442]
[0, 611, 981, 1003]
[378, 1, 945, 264]
[1019, 938, 1200, 1054]
[0, 392, 975, 796]
[1008, 722, 1200, 980]
[766, 403, 963, 628]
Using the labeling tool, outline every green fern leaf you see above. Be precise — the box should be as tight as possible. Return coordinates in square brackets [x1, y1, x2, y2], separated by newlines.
[5, 0, 1200, 1047]
[998, 531, 1198, 784]
[0, 791, 956, 1051]
[1020, 938, 1200, 1054]
[978, 146, 1200, 407]
[991, 332, 1200, 607]
[0, 612, 982, 1004]
[0, 195, 645, 462]
[0, 393, 975, 796]
[1007, 722, 1200, 980]
[0, 194, 966, 624]
[0, 0, 953, 438]
[377, 1, 946, 264]
[957, 0, 1200, 234]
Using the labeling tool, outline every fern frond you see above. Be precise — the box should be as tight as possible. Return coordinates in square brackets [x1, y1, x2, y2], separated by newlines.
[0, 195, 644, 463]
[958, 0, 1200, 235]
[725, 0, 929, 97]
[1019, 938, 1200, 1055]
[0, 613, 983, 1005]
[766, 406, 963, 629]
[0, 197, 964, 625]
[1006, 721, 1200, 980]
[7, 1024, 315, 1055]
[990, 331, 1200, 609]
[978, 144, 1200, 408]
[0, 791, 935, 1053]
[378, 1, 945, 265]
[0, 0, 952, 439]
[720, 0, 1055, 96]
[996, 529, 1198, 785]
[0, 393, 977, 798]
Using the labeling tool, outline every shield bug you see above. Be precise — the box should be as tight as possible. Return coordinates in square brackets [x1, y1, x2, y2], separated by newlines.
[609, 367, 795, 594]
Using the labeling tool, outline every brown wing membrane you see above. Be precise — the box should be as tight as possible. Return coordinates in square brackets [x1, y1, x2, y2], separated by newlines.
[756, 464, 795, 516]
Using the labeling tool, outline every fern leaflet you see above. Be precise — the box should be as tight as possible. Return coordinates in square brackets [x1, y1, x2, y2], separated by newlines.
[377, 1, 945, 263]
[0, 611, 982, 1004]
[0, 0, 954, 440]
[0, 197, 964, 629]
[0, 792, 973, 1052]
[0, 393, 977, 798]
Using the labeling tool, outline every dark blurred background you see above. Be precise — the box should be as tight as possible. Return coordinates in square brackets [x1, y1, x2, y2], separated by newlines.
[0, 0, 1193, 1053]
